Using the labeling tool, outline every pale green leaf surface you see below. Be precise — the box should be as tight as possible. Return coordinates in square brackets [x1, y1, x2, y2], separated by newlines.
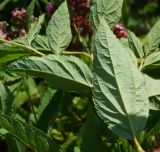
[144, 20, 160, 54]
[90, 0, 123, 30]
[142, 51, 160, 70]
[128, 31, 144, 58]
[32, 35, 51, 52]
[120, 38, 138, 66]
[144, 74, 160, 97]
[6, 55, 92, 92]
[46, 1, 72, 54]
[0, 113, 60, 152]
[92, 19, 149, 139]
[149, 96, 160, 111]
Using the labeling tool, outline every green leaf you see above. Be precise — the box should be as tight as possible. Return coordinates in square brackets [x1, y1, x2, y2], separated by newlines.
[90, 0, 123, 30]
[15, 15, 44, 46]
[27, 14, 45, 45]
[6, 55, 92, 92]
[46, 1, 72, 54]
[37, 88, 57, 132]
[0, 81, 13, 115]
[31, 35, 51, 52]
[120, 38, 138, 66]
[128, 31, 144, 58]
[0, 113, 61, 152]
[143, 19, 160, 54]
[0, 43, 29, 63]
[144, 74, 160, 110]
[142, 51, 160, 71]
[149, 96, 160, 111]
[144, 74, 160, 97]
[92, 18, 149, 139]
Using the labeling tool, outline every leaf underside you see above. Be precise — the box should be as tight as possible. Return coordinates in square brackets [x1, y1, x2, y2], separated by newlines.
[92, 18, 149, 139]
[6, 55, 92, 93]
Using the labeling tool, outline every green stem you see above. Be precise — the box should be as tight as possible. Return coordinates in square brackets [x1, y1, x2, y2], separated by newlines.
[139, 58, 145, 71]
[63, 51, 93, 61]
[0, 39, 44, 56]
[131, 138, 145, 152]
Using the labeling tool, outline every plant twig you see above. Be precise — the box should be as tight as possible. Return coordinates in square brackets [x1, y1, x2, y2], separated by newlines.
[0, 39, 44, 56]
[63, 51, 93, 61]
[139, 58, 145, 71]
[130, 138, 145, 152]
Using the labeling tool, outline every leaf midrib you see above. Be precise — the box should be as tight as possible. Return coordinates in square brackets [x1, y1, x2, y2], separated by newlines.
[103, 28, 136, 138]
[8, 66, 93, 89]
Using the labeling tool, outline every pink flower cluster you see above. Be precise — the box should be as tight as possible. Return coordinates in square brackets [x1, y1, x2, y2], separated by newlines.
[69, 0, 92, 36]
[11, 8, 27, 24]
[113, 23, 128, 38]
[0, 21, 10, 40]
[45, 2, 56, 18]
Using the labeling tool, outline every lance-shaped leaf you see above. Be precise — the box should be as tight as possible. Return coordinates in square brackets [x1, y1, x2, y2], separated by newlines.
[143, 19, 160, 54]
[0, 81, 13, 115]
[27, 14, 45, 45]
[142, 51, 160, 71]
[90, 0, 123, 30]
[92, 18, 149, 139]
[46, 1, 72, 54]
[128, 31, 144, 58]
[6, 55, 92, 92]
[0, 113, 60, 152]
[15, 14, 44, 46]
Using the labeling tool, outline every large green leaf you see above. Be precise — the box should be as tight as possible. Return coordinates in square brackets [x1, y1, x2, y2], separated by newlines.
[46, 1, 72, 54]
[143, 19, 160, 54]
[128, 31, 144, 59]
[0, 81, 13, 115]
[92, 18, 149, 139]
[0, 113, 60, 152]
[6, 55, 92, 92]
[142, 51, 160, 71]
[90, 0, 123, 30]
